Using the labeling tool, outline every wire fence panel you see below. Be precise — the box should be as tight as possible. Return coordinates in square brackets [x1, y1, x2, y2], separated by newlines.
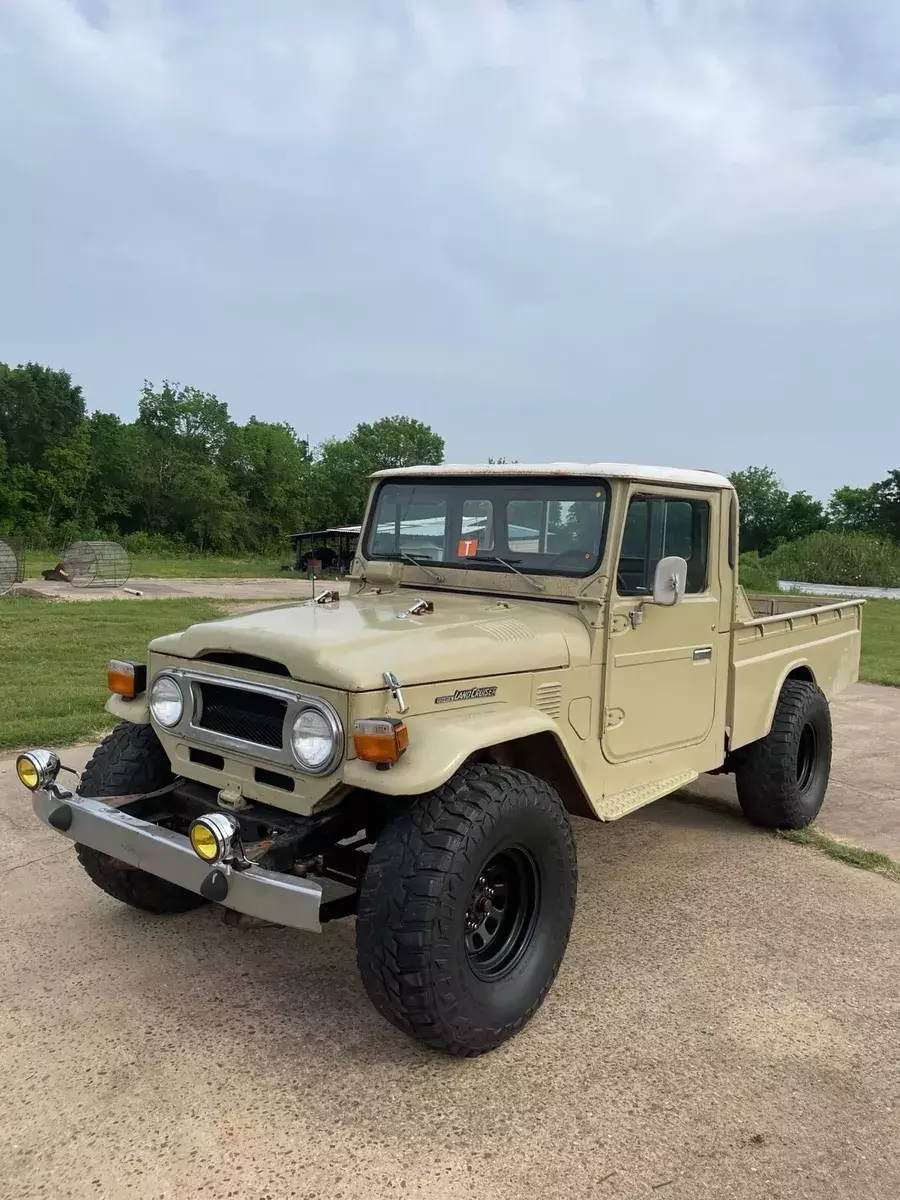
[62, 540, 132, 588]
[0, 537, 24, 596]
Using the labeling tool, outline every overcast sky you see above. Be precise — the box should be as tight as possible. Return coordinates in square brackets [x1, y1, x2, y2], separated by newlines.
[2, 1, 899, 498]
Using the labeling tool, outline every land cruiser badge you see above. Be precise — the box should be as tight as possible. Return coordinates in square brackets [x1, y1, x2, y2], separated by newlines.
[435, 686, 498, 705]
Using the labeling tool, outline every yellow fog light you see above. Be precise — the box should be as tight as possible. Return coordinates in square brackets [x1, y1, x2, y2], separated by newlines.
[189, 812, 240, 864]
[16, 749, 61, 792]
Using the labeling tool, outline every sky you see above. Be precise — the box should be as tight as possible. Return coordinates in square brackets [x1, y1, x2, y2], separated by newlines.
[2, 0, 899, 499]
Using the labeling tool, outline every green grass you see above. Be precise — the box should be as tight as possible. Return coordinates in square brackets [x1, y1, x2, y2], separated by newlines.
[858, 598, 900, 687]
[778, 824, 900, 884]
[747, 592, 900, 688]
[23, 550, 292, 579]
[0, 596, 221, 750]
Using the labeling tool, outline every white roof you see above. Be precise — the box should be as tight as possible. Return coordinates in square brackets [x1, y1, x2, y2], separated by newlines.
[372, 462, 733, 489]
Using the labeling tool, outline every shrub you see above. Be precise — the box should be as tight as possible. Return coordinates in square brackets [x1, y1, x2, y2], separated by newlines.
[738, 551, 779, 593]
[121, 531, 189, 557]
[764, 531, 900, 589]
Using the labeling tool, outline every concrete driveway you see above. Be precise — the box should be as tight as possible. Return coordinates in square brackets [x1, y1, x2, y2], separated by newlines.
[14, 577, 350, 603]
[1, 687, 898, 1200]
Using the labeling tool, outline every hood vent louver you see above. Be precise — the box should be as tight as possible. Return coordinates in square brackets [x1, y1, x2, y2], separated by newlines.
[535, 682, 563, 719]
[475, 619, 535, 643]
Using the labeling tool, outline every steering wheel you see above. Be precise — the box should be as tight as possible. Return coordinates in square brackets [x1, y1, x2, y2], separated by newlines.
[545, 546, 592, 570]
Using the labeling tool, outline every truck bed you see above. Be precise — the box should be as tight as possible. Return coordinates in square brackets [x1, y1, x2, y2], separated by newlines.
[727, 588, 864, 751]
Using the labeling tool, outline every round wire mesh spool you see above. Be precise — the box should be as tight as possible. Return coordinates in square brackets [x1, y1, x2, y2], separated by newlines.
[62, 540, 131, 588]
[0, 538, 19, 597]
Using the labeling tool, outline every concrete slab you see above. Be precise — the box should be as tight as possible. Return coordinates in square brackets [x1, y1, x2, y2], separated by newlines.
[686, 682, 900, 859]
[1, 739, 899, 1199]
[13, 577, 351, 602]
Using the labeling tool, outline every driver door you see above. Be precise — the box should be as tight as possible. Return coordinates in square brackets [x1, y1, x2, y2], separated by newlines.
[602, 488, 721, 764]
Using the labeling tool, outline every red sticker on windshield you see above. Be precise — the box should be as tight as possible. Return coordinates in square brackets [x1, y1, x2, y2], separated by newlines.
[458, 538, 479, 557]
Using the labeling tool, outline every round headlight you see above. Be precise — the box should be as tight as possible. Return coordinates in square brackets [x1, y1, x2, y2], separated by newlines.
[149, 674, 184, 728]
[291, 707, 337, 772]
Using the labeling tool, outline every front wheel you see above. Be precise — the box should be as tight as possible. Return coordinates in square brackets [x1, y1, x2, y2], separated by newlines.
[356, 764, 578, 1056]
[75, 722, 207, 915]
[735, 679, 832, 830]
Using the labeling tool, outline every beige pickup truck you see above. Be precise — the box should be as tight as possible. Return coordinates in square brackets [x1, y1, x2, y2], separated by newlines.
[17, 463, 863, 1055]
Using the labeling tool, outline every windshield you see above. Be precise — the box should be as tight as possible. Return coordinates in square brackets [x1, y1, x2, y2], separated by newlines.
[365, 477, 610, 577]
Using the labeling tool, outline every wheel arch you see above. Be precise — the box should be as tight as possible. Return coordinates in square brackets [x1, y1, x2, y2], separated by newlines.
[729, 658, 819, 753]
[342, 704, 596, 820]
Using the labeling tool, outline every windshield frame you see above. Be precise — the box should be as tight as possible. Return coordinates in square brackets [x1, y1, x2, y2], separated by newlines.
[362, 475, 612, 580]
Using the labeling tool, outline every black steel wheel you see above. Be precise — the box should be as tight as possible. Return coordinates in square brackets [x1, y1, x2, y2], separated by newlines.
[465, 848, 539, 981]
[356, 764, 577, 1056]
[735, 679, 832, 830]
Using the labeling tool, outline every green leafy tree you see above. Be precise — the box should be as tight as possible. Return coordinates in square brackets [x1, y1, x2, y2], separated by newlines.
[729, 467, 827, 555]
[828, 484, 881, 534]
[221, 418, 311, 550]
[875, 469, 900, 542]
[0, 362, 86, 469]
[728, 466, 790, 555]
[309, 416, 444, 529]
[779, 490, 828, 543]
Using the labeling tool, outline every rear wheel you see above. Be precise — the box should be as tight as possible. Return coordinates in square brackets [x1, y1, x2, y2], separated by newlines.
[735, 679, 832, 830]
[356, 764, 577, 1056]
[75, 722, 206, 915]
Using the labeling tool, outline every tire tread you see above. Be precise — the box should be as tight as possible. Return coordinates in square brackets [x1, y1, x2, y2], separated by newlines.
[356, 763, 577, 1056]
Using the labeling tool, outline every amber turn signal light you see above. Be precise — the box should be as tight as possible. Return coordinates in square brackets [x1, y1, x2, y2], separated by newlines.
[107, 659, 147, 699]
[353, 718, 409, 764]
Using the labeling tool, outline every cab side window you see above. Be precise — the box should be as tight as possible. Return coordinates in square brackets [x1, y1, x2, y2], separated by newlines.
[617, 495, 710, 595]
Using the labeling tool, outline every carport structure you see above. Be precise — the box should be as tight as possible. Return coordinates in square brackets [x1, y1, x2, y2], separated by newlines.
[289, 525, 361, 574]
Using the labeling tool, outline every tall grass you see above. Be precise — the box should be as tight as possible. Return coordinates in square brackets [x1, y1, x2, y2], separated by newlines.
[764, 531, 900, 589]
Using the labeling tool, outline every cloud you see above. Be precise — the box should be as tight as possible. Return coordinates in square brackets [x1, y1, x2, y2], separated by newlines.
[7, 0, 900, 238]
[1, 0, 899, 496]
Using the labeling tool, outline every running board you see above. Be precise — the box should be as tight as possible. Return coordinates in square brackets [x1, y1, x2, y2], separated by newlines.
[594, 770, 699, 821]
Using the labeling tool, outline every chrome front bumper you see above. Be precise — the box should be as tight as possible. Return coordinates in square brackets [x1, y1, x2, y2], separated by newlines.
[32, 788, 323, 932]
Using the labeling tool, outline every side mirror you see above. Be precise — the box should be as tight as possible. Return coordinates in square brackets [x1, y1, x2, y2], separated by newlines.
[652, 556, 687, 606]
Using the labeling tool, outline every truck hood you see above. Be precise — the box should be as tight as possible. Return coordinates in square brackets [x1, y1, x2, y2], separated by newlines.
[150, 590, 589, 690]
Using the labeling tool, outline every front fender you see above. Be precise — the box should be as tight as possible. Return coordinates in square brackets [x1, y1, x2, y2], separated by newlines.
[342, 703, 580, 797]
[105, 693, 151, 723]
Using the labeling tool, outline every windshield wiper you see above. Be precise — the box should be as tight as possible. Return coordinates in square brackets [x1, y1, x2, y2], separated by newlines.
[400, 553, 445, 582]
[473, 555, 545, 592]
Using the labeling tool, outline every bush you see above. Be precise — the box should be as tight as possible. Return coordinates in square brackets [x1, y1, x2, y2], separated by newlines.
[764, 531, 900, 589]
[738, 551, 779, 592]
[121, 531, 189, 557]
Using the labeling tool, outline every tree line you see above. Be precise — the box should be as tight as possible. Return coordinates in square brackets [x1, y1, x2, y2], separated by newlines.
[0, 362, 443, 554]
[728, 465, 900, 557]
[2, 360, 897, 561]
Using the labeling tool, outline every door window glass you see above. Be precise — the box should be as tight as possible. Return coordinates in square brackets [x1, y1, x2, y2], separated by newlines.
[617, 495, 710, 595]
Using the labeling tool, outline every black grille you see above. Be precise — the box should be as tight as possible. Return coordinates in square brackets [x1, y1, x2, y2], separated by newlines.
[196, 683, 286, 748]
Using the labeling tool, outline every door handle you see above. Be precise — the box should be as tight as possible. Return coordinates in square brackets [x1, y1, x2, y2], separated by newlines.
[692, 646, 713, 663]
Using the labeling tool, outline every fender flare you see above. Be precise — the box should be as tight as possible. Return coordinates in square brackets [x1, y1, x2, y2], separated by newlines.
[757, 658, 817, 741]
[342, 702, 591, 802]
